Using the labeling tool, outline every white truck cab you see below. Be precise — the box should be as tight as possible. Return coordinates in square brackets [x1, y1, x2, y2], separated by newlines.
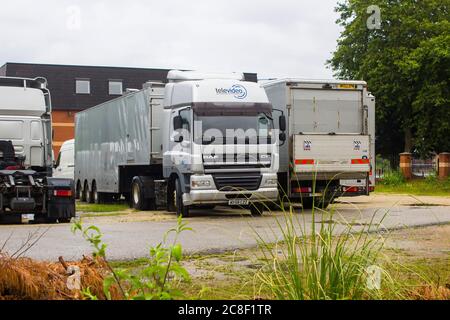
[53, 139, 75, 180]
[0, 77, 75, 223]
[162, 71, 282, 215]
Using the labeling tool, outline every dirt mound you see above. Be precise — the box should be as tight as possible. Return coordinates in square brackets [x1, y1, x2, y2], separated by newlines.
[0, 254, 120, 300]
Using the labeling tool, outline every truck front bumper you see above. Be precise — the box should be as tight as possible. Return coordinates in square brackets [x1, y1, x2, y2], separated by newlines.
[183, 174, 278, 206]
[184, 187, 278, 206]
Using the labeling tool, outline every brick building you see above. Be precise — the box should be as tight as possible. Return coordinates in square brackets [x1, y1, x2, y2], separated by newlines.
[0, 62, 257, 155]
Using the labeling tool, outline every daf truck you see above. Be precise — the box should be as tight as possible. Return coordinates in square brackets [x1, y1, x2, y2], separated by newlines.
[0, 77, 75, 223]
[75, 71, 285, 217]
[263, 79, 375, 208]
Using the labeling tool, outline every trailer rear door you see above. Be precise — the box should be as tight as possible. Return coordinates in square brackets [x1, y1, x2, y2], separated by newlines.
[293, 134, 370, 179]
[291, 89, 363, 134]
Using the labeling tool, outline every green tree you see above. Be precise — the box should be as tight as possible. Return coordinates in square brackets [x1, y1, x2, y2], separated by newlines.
[328, 0, 449, 159]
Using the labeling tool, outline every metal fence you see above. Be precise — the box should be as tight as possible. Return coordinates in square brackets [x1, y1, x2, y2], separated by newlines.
[375, 156, 437, 179]
[411, 158, 437, 178]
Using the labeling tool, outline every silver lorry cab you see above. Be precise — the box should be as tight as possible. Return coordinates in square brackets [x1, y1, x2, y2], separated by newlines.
[75, 71, 283, 216]
[262, 79, 375, 208]
[162, 71, 281, 213]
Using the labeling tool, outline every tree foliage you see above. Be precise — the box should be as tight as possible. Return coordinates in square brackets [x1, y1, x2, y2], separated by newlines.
[329, 0, 449, 158]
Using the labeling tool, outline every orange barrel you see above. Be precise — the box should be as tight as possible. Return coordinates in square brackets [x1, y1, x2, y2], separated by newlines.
[399, 152, 412, 180]
[438, 152, 450, 180]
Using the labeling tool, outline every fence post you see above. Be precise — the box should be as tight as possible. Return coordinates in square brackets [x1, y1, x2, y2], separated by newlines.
[399, 152, 412, 180]
[438, 152, 450, 180]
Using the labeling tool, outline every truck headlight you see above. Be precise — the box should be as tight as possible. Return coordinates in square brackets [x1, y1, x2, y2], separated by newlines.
[192, 179, 211, 188]
[264, 179, 278, 186]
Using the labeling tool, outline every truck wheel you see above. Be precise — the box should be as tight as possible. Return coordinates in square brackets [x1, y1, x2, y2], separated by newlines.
[85, 184, 93, 204]
[92, 183, 100, 204]
[80, 183, 87, 202]
[131, 177, 150, 211]
[250, 203, 264, 216]
[301, 198, 313, 210]
[175, 178, 189, 217]
[76, 182, 82, 200]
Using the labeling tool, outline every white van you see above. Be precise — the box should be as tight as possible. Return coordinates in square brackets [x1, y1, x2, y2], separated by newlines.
[53, 139, 74, 180]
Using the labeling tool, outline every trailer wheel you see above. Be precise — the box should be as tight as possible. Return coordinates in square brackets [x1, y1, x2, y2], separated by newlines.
[80, 182, 87, 202]
[92, 182, 100, 204]
[76, 181, 82, 200]
[131, 177, 151, 211]
[250, 203, 265, 216]
[175, 178, 189, 217]
[85, 183, 93, 204]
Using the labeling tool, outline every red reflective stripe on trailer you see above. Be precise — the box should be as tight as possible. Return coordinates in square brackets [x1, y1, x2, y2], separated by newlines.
[54, 190, 72, 197]
[351, 159, 370, 164]
[295, 159, 315, 165]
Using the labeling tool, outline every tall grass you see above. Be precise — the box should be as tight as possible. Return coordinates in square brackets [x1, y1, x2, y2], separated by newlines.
[253, 183, 388, 300]
[378, 170, 405, 186]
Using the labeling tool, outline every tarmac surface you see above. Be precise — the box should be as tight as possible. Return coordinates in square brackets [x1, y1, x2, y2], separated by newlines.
[0, 194, 449, 261]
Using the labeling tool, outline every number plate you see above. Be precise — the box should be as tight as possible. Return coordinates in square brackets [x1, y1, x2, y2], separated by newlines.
[228, 199, 249, 206]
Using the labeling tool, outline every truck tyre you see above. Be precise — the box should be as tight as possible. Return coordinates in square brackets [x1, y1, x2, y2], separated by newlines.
[175, 178, 189, 217]
[80, 183, 87, 202]
[250, 203, 264, 216]
[92, 183, 100, 204]
[131, 177, 151, 211]
[76, 181, 82, 200]
[85, 184, 93, 204]
[301, 198, 314, 210]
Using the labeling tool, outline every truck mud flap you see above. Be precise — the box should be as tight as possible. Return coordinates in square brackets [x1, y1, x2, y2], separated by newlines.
[46, 177, 76, 220]
[47, 197, 75, 220]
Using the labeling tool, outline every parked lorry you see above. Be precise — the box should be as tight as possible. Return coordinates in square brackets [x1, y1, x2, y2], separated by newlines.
[262, 79, 375, 208]
[0, 77, 75, 223]
[75, 71, 284, 216]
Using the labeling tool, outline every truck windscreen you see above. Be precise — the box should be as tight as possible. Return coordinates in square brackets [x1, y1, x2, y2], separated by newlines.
[193, 112, 273, 145]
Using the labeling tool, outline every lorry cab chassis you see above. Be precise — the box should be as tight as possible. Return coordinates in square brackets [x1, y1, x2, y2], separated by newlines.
[75, 71, 285, 217]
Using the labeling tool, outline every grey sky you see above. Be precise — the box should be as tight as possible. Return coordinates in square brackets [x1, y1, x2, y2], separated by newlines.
[0, 0, 342, 79]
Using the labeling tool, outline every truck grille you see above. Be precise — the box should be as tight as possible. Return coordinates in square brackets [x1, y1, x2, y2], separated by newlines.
[213, 173, 262, 191]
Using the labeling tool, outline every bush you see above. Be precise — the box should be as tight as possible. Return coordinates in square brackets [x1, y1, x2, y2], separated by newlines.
[378, 170, 405, 186]
[72, 216, 192, 300]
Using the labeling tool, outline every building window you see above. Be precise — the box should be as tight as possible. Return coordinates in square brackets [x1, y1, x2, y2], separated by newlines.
[109, 80, 123, 95]
[76, 79, 90, 94]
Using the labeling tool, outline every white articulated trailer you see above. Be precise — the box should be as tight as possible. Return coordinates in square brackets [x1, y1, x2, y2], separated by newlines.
[263, 79, 375, 208]
[75, 71, 285, 217]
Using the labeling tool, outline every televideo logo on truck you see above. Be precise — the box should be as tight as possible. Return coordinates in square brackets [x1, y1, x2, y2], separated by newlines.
[215, 84, 248, 99]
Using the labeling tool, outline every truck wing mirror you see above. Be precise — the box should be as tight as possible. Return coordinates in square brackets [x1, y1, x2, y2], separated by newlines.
[279, 115, 286, 132]
[173, 115, 183, 130]
[279, 132, 286, 142]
